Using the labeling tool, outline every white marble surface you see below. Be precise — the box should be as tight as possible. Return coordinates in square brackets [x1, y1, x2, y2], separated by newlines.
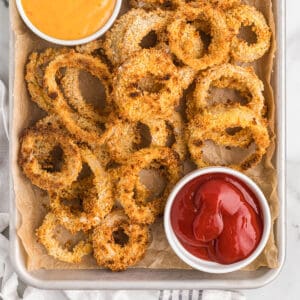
[0, 0, 298, 298]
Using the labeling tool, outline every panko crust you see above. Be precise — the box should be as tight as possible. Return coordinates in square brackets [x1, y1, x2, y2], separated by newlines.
[50, 148, 114, 233]
[36, 213, 93, 264]
[117, 147, 182, 224]
[167, 2, 231, 71]
[92, 210, 149, 271]
[226, 4, 271, 62]
[187, 104, 270, 171]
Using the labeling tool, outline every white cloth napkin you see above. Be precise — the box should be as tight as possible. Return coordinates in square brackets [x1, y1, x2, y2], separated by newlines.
[0, 80, 245, 299]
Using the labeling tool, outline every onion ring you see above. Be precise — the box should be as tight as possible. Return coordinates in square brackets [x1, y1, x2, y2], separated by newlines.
[25, 48, 70, 113]
[103, 10, 137, 66]
[61, 41, 113, 123]
[187, 64, 265, 119]
[187, 104, 270, 171]
[26, 49, 104, 145]
[104, 9, 169, 66]
[44, 51, 112, 144]
[103, 113, 186, 163]
[50, 147, 114, 233]
[118, 9, 169, 64]
[19, 126, 82, 191]
[114, 49, 183, 121]
[226, 4, 271, 62]
[61, 66, 112, 124]
[36, 213, 93, 264]
[117, 147, 181, 224]
[167, 3, 230, 71]
[102, 117, 170, 163]
[92, 209, 149, 271]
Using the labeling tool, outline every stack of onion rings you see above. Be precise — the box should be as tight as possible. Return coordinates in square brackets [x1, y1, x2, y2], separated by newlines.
[21, 0, 272, 271]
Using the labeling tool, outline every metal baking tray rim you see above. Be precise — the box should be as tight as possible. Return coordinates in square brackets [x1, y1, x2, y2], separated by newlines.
[8, 0, 286, 290]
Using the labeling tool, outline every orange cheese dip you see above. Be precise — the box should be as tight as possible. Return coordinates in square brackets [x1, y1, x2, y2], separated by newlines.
[21, 0, 116, 40]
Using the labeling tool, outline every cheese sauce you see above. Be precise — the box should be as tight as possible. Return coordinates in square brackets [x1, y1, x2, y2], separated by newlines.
[21, 0, 116, 40]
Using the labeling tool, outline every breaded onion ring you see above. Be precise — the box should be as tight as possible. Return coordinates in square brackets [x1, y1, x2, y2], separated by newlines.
[188, 64, 266, 118]
[26, 49, 102, 144]
[187, 104, 270, 171]
[44, 51, 112, 144]
[25, 48, 70, 113]
[50, 147, 113, 233]
[173, 21, 205, 62]
[168, 3, 230, 71]
[61, 41, 113, 123]
[120, 10, 169, 63]
[117, 147, 181, 224]
[103, 10, 137, 66]
[102, 117, 170, 163]
[103, 119, 142, 163]
[104, 113, 186, 162]
[226, 4, 271, 62]
[114, 49, 182, 121]
[92, 210, 149, 271]
[104, 9, 169, 66]
[36, 213, 93, 264]
[61, 66, 112, 124]
[19, 127, 82, 191]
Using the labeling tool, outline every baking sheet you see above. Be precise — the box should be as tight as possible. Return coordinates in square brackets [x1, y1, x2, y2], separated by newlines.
[9, 0, 286, 289]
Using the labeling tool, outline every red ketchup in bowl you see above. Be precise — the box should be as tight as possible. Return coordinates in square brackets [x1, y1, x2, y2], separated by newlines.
[170, 173, 263, 264]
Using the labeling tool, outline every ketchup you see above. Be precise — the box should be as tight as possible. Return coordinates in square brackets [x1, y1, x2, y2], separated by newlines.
[170, 173, 263, 264]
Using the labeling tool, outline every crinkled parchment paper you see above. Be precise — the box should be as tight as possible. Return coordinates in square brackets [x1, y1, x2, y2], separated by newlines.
[10, 0, 278, 271]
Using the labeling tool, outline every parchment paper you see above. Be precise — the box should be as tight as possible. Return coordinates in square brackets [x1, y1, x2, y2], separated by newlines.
[10, 0, 278, 271]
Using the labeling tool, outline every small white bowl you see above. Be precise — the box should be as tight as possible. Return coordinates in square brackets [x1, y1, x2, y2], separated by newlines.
[15, 0, 122, 46]
[164, 167, 271, 274]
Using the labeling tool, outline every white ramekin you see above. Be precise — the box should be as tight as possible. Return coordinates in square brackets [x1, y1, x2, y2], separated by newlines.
[15, 0, 122, 46]
[164, 166, 271, 274]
